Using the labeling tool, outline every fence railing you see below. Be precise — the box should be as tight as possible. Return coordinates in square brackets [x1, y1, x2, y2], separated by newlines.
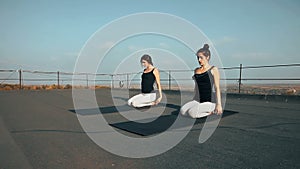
[1, 63, 300, 93]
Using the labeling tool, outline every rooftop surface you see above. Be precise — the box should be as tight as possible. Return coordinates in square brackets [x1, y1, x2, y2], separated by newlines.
[0, 89, 299, 169]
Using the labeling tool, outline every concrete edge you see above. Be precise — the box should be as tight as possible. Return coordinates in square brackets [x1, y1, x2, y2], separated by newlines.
[226, 93, 300, 103]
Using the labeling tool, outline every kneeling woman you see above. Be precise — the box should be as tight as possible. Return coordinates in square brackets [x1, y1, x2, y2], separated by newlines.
[128, 54, 162, 108]
[180, 44, 223, 118]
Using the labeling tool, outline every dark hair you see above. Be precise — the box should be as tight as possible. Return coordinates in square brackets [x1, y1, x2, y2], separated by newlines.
[196, 44, 211, 59]
[140, 54, 153, 65]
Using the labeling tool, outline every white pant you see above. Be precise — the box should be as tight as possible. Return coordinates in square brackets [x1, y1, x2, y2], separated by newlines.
[180, 100, 216, 118]
[128, 93, 156, 108]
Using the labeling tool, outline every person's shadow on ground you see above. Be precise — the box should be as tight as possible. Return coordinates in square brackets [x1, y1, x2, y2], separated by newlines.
[69, 98, 238, 136]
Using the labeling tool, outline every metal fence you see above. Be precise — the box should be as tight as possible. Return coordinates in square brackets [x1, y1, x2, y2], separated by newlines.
[1, 63, 300, 93]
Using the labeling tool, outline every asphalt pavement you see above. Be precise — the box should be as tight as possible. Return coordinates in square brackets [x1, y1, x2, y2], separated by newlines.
[0, 89, 299, 169]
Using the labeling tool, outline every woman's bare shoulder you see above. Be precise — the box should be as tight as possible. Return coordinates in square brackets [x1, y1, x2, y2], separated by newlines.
[211, 66, 219, 75]
[153, 67, 159, 73]
[194, 67, 200, 73]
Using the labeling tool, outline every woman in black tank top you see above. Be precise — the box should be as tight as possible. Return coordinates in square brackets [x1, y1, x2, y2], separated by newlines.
[128, 54, 162, 108]
[141, 68, 156, 93]
[180, 44, 223, 118]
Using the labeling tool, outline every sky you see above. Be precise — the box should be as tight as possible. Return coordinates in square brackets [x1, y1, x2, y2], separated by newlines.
[0, 0, 300, 85]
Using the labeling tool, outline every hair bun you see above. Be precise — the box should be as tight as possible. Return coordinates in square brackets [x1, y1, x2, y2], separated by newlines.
[203, 44, 209, 50]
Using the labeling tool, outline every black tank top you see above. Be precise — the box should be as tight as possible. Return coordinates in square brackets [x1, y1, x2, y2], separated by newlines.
[141, 68, 156, 93]
[193, 66, 215, 103]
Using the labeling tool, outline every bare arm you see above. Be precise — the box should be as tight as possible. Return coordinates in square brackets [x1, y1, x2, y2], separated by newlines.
[193, 68, 199, 100]
[212, 67, 223, 115]
[153, 68, 162, 105]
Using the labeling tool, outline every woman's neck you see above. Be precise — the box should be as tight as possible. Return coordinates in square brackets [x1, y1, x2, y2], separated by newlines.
[146, 65, 154, 70]
[200, 63, 210, 70]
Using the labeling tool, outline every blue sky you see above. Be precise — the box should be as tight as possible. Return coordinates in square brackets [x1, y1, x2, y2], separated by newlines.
[0, 0, 300, 84]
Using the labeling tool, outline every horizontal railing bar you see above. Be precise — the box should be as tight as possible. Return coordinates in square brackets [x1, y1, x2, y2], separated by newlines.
[0, 70, 17, 72]
[1, 78, 299, 81]
[1, 63, 300, 75]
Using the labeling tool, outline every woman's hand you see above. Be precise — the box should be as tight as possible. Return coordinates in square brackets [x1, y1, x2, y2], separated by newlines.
[214, 104, 223, 115]
[153, 97, 162, 105]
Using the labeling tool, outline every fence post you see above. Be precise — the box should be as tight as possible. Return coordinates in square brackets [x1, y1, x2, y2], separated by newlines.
[57, 71, 60, 89]
[86, 74, 89, 88]
[19, 69, 22, 90]
[238, 64, 242, 93]
[126, 73, 129, 89]
[111, 75, 114, 89]
[168, 70, 171, 90]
